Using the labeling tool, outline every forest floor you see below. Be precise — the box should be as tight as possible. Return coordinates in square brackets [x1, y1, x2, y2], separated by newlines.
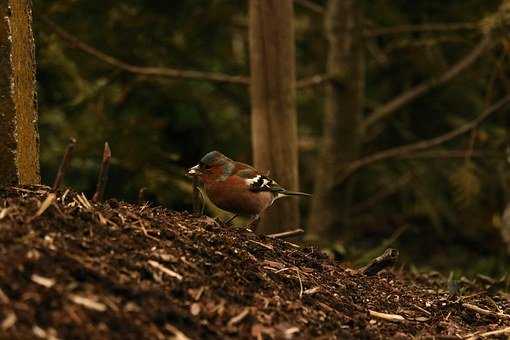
[0, 186, 510, 339]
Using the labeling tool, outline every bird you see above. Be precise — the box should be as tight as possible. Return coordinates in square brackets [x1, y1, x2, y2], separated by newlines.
[187, 151, 311, 229]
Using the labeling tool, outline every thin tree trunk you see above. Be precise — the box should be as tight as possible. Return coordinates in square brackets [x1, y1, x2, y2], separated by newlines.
[307, 0, 364, 242]
[0, 0, 39, 185]
[249, 0, 299, 233]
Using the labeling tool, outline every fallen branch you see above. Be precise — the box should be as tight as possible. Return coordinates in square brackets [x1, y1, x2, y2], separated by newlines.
[358, 248, 399, 276]
[267, 228, 304, 239]
[368, 310, 405, 322]
[52, 137, 76, 191]
[92, 142, 112, 203]
[462, 303, 510, 319]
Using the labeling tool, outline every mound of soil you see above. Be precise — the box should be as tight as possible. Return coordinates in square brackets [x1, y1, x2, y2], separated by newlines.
[0, 186, 509, 339]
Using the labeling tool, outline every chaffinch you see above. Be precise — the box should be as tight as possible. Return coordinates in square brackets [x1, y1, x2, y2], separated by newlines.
[188, 151, 310, 227]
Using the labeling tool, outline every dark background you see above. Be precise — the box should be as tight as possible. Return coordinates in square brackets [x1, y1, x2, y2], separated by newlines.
[33, 0, 510, 274]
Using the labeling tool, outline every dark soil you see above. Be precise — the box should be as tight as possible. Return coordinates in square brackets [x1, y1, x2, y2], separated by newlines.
[0, 185, 509, 339]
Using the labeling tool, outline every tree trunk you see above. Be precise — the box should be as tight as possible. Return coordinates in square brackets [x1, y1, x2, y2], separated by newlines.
[249, 0, 299, 233]
[307, 0, 364, 243]
[0, 0, 39, 186]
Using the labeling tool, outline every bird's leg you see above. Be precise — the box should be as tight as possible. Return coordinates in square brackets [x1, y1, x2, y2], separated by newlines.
[223, 213, 238, 226]
[246, 214, 260, 231]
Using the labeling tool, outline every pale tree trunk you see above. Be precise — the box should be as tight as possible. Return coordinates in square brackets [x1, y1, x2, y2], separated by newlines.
[0, 0, 39, 186]
[307, 0, 364, 242]
[249, 0, 299, 233]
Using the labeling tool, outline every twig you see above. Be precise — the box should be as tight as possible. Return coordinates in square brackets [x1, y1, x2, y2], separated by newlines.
[369, 310, 405, 322]
[69, 294, 107, 312]
[339, 94, 510, 183]
[358, 248, 399, 276]
[462, 303, 510, 319]
[466, 327, 510, 339]
[138, 187, 147, 203]
[92, 142, 112, 203]
[42, 16, 249, 86]
[267, 228, 304, 239]
[296, 269, 303, 299]
[248, 240, 274, 251]
[365, 22, 479, 37]
[363, 35, 492, 128]
[27, 193, 57, 223]
[52, 137, 76, 191]
[228, 307, 250, 327]
[148, 260, 183, 281]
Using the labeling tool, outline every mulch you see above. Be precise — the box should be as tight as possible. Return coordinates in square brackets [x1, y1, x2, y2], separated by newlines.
[0, 185, 509, 339]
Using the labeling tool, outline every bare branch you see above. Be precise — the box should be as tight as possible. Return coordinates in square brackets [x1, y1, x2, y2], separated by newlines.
[41, 16, 250, 86]
[365, 22, 479, 37]
[363, 36, 492, 129]
[339, 94, 510, 183]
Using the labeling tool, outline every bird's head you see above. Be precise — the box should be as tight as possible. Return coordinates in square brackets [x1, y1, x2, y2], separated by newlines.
[187, 151, 234, 182]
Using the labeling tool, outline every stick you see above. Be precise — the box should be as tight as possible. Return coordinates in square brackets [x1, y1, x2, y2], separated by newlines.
[92, 142, 112, 203]
[52, 137, 76, 191]
[369, 310, 405, 322]
[462, 303, 510, 319]
[267, 228, 304, 239]
[358, 248, 399, 276]
[466, 327, 510, 339]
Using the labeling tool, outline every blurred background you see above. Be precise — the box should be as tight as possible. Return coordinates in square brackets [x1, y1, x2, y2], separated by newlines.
[33, 0, 510, 274]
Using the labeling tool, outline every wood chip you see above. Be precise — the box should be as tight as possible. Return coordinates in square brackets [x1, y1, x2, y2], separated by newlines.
[303, 286, 321, 295]
[284, 326, 300, 337]
[165, 324, 191, 340]
[0, 207, 12, 220]
[1, 312, 16, 330]
[369, 310, 405, 322]
[31, 274, 56, 288]
[69, 294, 107, 312]
[190, 303, 201, 316]
[28, 193, 56, 222]
[148, 260, 183, 281]
[228, 308, 250, 327]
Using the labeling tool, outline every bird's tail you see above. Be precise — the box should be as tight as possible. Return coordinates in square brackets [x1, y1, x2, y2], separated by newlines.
[280, 190, 312, 197]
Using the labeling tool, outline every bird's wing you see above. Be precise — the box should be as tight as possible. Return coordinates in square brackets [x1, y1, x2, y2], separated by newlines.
[233, 162, 311, 197]
[233, 163, 282, 194]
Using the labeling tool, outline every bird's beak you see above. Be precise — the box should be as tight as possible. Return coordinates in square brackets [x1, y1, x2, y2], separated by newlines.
[187, 164, 201, 177]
